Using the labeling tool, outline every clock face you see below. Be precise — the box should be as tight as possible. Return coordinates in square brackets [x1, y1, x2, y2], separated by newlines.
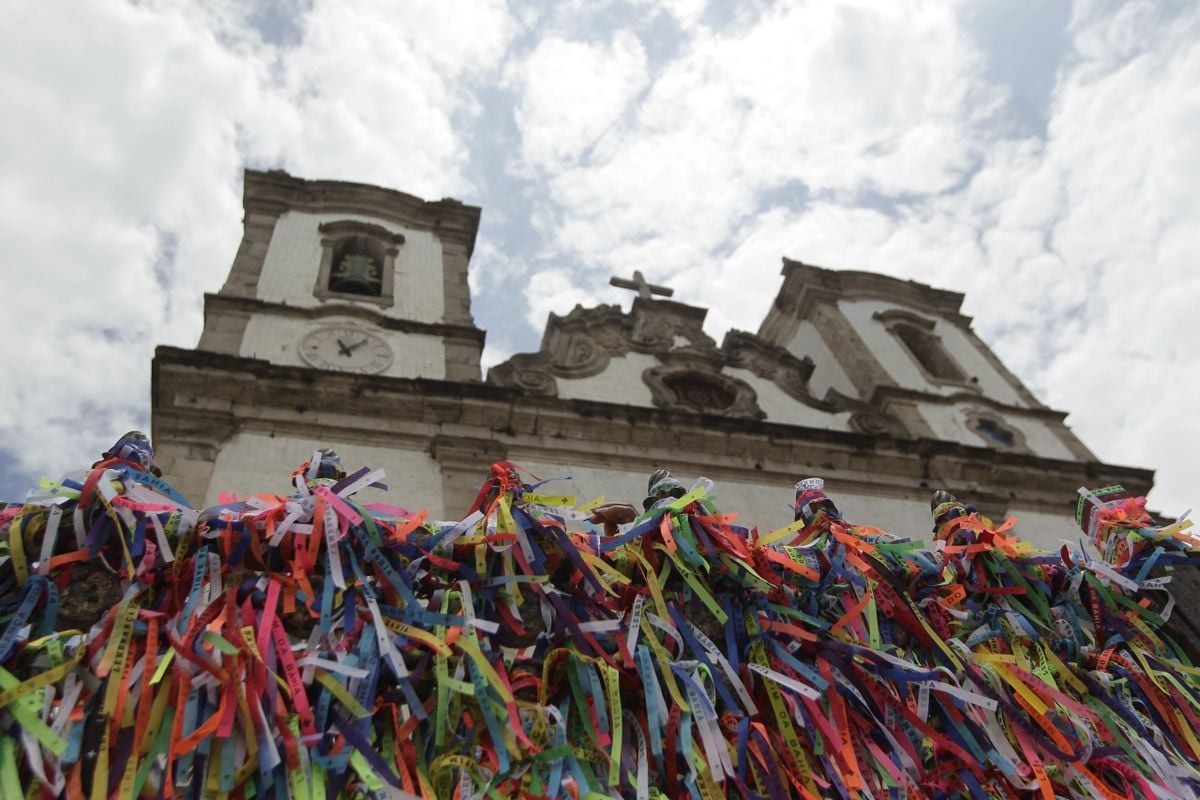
[299, 327, 394, 374]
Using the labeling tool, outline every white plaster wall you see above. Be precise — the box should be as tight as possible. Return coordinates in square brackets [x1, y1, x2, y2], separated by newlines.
[1009, 417, 1076, 460]
[205, 431, 444, 511]
[835, 493, 937, 540]
[937, 321, 1026, 407]
[509, 458, 938, 541]
[239, 315, 446, 379]
[555, 353, 659, 406]
[840, 299, 1024, 406]
[511, 461, 651, 517]
[512, 459, 798, 533]
[785, 320, 859, 399]
[914, 401, 1077, 460]
[1004, 508, 1080, 553]
[918, 401, 975, 444]
[726, 368, 854, 431]
[255, 211, 444, 324]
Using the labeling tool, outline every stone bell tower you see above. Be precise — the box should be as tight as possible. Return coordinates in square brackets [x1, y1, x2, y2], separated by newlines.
[197, 169, 484, 380]
[152, 169, 487, 506]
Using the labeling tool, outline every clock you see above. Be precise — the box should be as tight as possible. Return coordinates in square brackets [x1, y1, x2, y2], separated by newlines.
[299, 327, 394, 374]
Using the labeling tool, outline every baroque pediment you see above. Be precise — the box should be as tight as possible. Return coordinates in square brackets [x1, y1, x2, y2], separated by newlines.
[488, 295, 908, 435]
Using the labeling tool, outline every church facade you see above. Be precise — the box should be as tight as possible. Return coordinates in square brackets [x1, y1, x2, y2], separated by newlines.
[151, 169, 1153, 548]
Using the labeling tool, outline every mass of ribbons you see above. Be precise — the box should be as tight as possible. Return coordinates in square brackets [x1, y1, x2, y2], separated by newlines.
[1, 431, 1199, 799]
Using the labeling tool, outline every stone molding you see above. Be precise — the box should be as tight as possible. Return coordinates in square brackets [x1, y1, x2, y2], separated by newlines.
[870, 385, 1071, 423]
[201, 294, 486, 345]
[718, 330, 906, 436]
[870, 308, 936, 332]
[242, 169, 480, 254]
[764, 258, 971, 334]
[152, 345, 1156, 517]
[808, 303, 899, 400]
[488, 299, 718, 397]
[643, 362, 766, 420]
[721, 330, 815, 397]
[318, 220, 406, 246]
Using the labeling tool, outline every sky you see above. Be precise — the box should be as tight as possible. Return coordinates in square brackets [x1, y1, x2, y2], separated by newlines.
[1, 0, 1197, 516]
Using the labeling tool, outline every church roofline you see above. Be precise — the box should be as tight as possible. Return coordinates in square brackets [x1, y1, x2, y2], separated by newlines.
[768, 257, 970, 328]
[242, 168, 482, 256]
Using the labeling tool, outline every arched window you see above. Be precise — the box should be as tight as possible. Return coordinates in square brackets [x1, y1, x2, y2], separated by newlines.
[964, 410, 1026, 452]
[873, 309, 970, 387]
[974, 417, 1015, 447]
[893, 323, 966, 382]
[314, 221, 405, 306]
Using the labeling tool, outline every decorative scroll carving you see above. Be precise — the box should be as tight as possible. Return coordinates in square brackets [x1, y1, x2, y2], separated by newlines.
[721, 330, 831, 410]
[489, 298, 716, 394]
[487, 355, 560, 396]
[546, 331, 610, 378]
[488, 293, 909, 436]
[824, 388, 909, 438]
[630, 301, 716, 354]
[643, 364, 765, 420]
[849, 410, 908, 438]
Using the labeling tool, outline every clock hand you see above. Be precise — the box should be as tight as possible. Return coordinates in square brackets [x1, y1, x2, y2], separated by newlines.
[336, 338, 354, 357]
[346, 338, 370, 353]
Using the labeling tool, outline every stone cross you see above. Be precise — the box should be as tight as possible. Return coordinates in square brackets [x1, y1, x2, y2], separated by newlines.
[609, 270, 674, 300]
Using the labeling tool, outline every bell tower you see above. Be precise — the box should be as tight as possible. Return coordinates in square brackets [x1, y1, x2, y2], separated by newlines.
[152, 169, 486, 506]
[197, 169, 484, 381]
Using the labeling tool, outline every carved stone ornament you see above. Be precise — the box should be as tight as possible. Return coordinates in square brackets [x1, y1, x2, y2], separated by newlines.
[488, 298, 716, 396]
[643, 364, 765, 420]
[848, 410, 907, 438]
[721, 330, 831, 410]
[487, 292, 908, 435]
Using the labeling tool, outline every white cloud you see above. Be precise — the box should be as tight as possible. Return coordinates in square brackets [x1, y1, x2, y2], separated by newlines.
[1010, 0, 1200, 513]
[272, 0, 515, 196]
[511, 0, 1001, 293]
[521, 269, 600, 331]
[512, 31, 648, 169]
[0, 0, 514, 487]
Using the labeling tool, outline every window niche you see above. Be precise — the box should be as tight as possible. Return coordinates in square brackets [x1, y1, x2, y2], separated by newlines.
[313, 221, 405, 307]
[643, 364, 766, 420]
[964, 409, 1026, 453]
[873, 309, 971, 387]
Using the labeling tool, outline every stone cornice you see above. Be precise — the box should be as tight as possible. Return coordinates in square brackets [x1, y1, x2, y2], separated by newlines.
[153, 346, 1154, 512]
[243, 169, 481, 255]
[870, 384, 1070, 422]
[760, 258, 974, 343]
[317, 220, 406, 247]
[202, 294, 486, 344]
